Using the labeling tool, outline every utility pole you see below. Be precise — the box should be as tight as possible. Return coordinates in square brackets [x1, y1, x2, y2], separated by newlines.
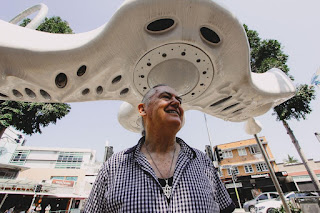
[230, 167, 242, 208]
[204, 114, 214, 156]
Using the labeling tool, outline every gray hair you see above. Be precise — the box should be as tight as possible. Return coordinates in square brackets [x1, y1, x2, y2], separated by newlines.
[140, 84, 168, 136]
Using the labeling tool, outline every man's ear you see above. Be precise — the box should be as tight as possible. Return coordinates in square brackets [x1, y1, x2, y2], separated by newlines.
[138, 103, 146, 116]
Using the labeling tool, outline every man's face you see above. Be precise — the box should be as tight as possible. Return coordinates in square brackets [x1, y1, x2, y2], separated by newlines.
[142, 86, 184, 132]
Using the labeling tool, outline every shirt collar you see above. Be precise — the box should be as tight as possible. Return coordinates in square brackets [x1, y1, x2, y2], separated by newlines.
[124, 136, 197, 159]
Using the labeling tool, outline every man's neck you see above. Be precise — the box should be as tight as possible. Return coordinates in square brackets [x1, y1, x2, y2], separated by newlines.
[144, 133, 176, 153]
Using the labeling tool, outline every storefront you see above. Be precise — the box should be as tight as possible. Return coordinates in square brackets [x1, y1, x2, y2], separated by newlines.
[223, 172, 297, 207]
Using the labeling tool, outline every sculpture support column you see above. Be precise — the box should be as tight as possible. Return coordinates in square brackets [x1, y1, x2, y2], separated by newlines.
[245, 118, 291, 213]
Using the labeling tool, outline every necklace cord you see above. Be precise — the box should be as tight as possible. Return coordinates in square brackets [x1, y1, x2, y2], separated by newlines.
[145, 143, 176, 179]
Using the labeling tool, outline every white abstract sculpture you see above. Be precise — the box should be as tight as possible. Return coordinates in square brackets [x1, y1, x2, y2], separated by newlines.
[0, 0, 295, 132]
[9, 3, 48, 30]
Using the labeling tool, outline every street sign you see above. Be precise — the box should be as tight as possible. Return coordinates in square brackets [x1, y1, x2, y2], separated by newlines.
[226, 182, 242, 189]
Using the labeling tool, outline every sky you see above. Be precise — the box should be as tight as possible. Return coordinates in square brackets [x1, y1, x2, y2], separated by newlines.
[1, 0, 319, 163]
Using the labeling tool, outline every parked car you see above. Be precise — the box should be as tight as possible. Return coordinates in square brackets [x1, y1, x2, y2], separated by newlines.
[255, 191, 320, 213]
[243, 192, 279, 212]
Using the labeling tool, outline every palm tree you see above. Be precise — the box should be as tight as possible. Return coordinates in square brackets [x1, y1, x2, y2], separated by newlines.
[283, 155, 299, 164]
[244, 25, 319, 190]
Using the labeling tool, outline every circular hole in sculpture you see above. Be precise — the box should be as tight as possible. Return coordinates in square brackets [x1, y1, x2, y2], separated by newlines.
[112, 75, 122, 84]
[181, 52, 186, 56]
[12, 89, 23, 98]
[96, 86, 103, 95]
[82, 88, 90, 95]
[40, 89, 51, 100]
[77, 65, 87, 77]
[25, 88, 36, 99]
[140, 75, 145, 78]
[0, 93, 8, 98]
[146, 18, 175, 33]
[162, 53, 167, 58]
[147, 63, 152, 66]
[196, 59, 201, 63]
[55, 73, 68, 88]
[191, 92, 195, 96]
[120, 88, 129, 95]
[200, 27, 221, 44]
[203, 71, 207, 75]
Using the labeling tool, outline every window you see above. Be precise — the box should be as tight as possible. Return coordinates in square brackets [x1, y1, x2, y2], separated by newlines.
[249, 145, 261, 154]
[244, 164, 254, 173]
[222, 150, 233, 158]
[0, 169, 18, 179]
[10, 150, 29, 165]
[270, 193, 279, 199]
[256, 163, 268, 172]
[257, 194, 268, 201]
[227, 167, 239, 175]
[237, 148, 247, 156]
[55, 152, 83, 169]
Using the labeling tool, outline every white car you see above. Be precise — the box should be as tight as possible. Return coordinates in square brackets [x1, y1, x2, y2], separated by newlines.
[255, 191, 319, 213]
[243, 192, 279, 212]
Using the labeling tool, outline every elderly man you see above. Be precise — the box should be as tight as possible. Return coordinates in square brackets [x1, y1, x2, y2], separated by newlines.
[84, 85, 235, 212]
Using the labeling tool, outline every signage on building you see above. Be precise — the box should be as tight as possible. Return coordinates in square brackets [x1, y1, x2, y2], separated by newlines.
[251, 174, 269, 179]
[225, 182, 242, 188]
[52, 179, 74, 187]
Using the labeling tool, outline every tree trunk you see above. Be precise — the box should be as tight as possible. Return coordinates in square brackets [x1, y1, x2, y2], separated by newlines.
[0, 126, 6, 139]
[282, 120, 320, 191]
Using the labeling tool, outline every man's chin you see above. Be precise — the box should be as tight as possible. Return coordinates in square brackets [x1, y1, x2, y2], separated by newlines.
[166, 118, 182, 128]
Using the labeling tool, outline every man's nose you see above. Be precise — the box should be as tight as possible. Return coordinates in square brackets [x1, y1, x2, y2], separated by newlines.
[171, 97, 180, 106]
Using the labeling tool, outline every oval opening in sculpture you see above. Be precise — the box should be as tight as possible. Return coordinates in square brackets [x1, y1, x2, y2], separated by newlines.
[120, 88, 129, 95]
[96, 86, 103, 95]
[222, 103, 240, 111]
[112, 75, 122, 84]
[82, 88, 90, 95]
[200, 27, 221, 44]
[12, 89, 23, 98]
[40, 89, 51, 100]
[77, 65, 87, 77]
[146, 18, 175, 33]
[55, 73, 68, 88]
[0, 93, 8, 98]
[210, 96, 232, 107]
[25, 88, 36, 99]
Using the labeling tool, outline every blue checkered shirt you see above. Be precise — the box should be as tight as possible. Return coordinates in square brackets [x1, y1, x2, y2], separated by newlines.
[84, 137, 235, 212]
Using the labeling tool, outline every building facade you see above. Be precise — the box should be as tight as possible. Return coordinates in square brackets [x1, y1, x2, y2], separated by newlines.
[277, 160, 320, 191]
[212, 137, 295, 207]
[0, 128, 102, 212]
